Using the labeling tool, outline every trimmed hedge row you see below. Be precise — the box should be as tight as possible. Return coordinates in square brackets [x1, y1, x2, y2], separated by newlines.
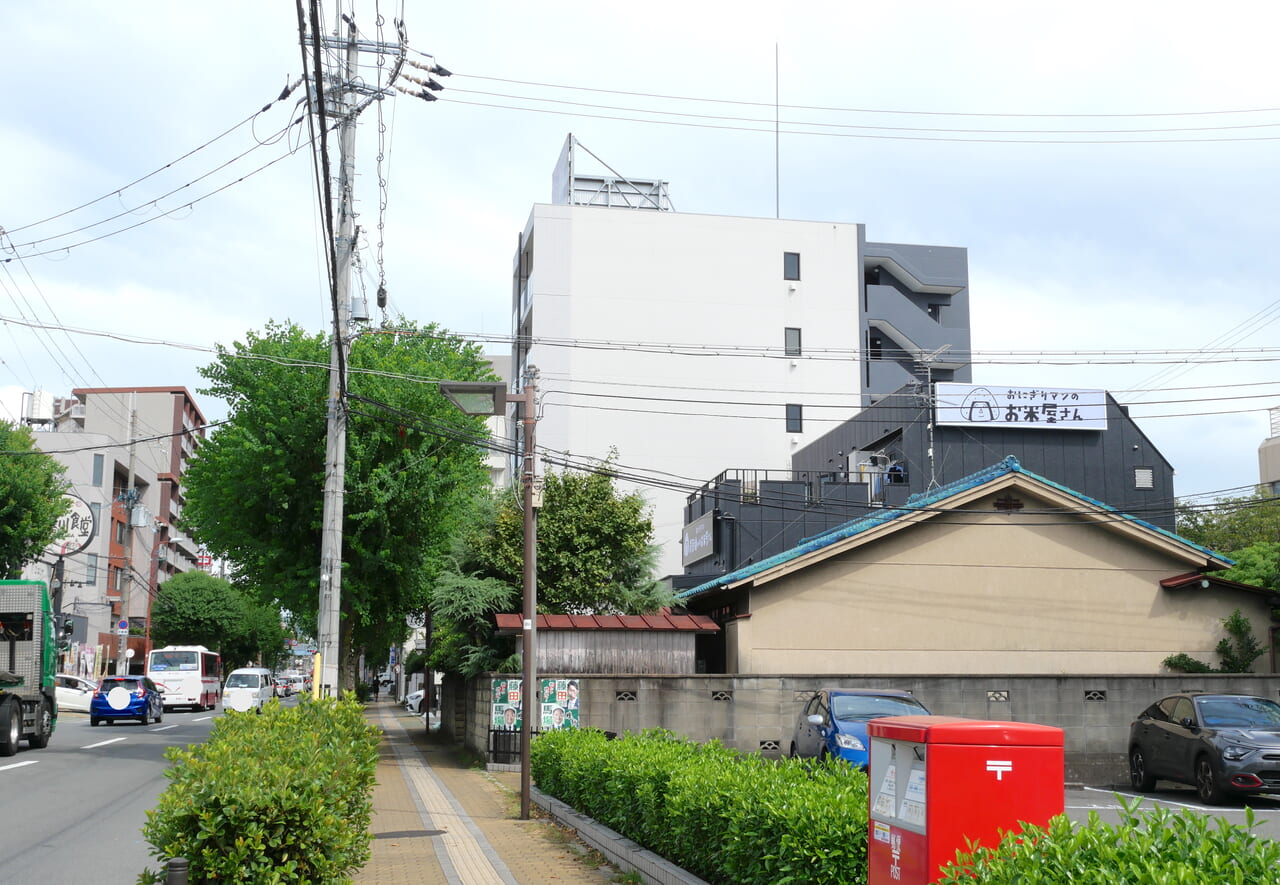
[529, 728, 870, 885]
[938, 798, 1280, 885]
[137, 697, 380, 884]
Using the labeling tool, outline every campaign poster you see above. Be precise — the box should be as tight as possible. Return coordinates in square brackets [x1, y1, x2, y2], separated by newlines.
[491, 677, 522, 729]
[540, 678, 580, 730]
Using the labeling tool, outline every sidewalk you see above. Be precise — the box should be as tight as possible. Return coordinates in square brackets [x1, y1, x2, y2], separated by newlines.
[355, 700, 622, 885]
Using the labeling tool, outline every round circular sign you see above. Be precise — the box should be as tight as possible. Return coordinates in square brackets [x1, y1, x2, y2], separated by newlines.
[107, 686, 132, 710]
[43, 493, 97, 558]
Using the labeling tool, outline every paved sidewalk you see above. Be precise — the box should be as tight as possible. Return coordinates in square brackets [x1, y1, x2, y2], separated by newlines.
[355, 700, 620, 885]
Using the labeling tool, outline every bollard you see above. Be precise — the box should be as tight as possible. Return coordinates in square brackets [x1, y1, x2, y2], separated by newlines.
[165, 856, 189, 885]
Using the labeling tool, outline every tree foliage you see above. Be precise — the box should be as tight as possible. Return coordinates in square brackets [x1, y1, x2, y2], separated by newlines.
[429, 462, 674, 677]
[180, 320, 495, 682]
[1177, 486, 1280, 554]
[151, 571, 289, 671]
[0, 421, 69, 578]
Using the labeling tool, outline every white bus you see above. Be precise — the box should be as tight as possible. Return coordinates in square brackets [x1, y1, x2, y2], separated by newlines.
[146, 645, 222, 711]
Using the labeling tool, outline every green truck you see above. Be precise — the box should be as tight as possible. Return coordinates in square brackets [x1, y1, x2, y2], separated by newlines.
[0, 580, 63, 755]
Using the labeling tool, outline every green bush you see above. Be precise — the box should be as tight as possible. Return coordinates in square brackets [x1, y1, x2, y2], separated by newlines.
[137, 697, 380, 884]
[530, 728, 870, 885]
[936, 797, 1280, 885]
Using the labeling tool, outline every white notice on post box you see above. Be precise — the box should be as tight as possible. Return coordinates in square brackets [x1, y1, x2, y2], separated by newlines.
[872, 763, 898, 818]
[898, 765, 927, 827]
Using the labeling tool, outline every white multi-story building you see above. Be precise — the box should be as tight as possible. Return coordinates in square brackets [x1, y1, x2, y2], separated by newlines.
[510, 137, 971, 576]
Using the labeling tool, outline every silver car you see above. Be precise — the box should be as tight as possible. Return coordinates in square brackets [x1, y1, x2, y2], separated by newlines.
[1129, 692, 1280, 804]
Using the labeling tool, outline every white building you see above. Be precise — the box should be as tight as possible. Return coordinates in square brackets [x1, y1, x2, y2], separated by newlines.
[509, 136, 971, 576]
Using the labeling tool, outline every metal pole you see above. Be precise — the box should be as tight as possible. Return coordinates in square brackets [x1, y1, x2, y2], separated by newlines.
[518, 376, 538, 820]
[317, 15, 358, 698]
[117, 398, 137, 675]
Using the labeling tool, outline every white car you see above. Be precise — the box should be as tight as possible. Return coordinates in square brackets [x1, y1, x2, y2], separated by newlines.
[55, 674, 97, 713]
[404, 689, 425, 713]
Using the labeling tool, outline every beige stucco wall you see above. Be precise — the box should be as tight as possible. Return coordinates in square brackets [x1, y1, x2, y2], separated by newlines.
[734, 489, 1272, 675]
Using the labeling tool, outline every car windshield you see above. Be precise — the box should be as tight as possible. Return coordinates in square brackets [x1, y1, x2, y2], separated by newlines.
[1195, 696, 1280, 728]
[831, 694, 924, 721]
[225, 673, 260, 688]
[150, 651, 198, 671]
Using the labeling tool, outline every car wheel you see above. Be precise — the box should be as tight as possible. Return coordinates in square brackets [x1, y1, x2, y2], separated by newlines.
[789, 742, 799, 758]
[819, 746, 831, 763]
[90, 716, 101, 727]
[1129, 747, 1156, 791]
[140, 706, 150, 726]
[1195, 756, 1225, 805]
[27, 700, 53, 749]
[155, 706, 163, 724]
[0, 700, 20, 756]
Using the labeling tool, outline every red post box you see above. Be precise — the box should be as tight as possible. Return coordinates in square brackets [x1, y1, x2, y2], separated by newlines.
[867, 715, 1064, 884]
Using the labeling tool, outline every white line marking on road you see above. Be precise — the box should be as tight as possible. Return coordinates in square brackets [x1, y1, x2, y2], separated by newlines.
[82, 737, 128, 749]
[152, 724, 179, 732]
[0, 760, 38, 772]
[191, 716, 212, 722]
[1083, 786, 1212, 812]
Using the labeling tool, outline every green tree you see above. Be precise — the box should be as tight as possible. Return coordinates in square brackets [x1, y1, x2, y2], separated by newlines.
[0, 421, 69, 578]
[1163, 608, 1268, 674]
[429, 462, 674, 677]
[151, 571, 288, 670]
[1177, 487, 1280, 592]
[180, 320, 495, 686]
[1177, 486, 1280, 554]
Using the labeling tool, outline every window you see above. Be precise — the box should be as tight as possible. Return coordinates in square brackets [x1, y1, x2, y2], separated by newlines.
[92, 453, 104, 487]
[85, 553, 98, 585]
[785, 404, 803, 433]
[784, 327, 802, 357]
[783, 252, 801, 281]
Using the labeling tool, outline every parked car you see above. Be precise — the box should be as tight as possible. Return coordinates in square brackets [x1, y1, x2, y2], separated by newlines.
[223, 667, 274, 713]
[55, 673, 97, 713]
[89, 676, 165, 726]
[790, 689, 929, 767]
[1129, 692, 1280, 804]
[405, 689, 425, 714]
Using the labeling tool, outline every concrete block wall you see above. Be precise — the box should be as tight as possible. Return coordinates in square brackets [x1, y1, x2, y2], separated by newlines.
[460, 672, 1280, 786]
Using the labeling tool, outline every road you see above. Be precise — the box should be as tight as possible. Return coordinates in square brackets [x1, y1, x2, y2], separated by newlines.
[0, 703, 243, 882]
[1066, 783, 1280, 834]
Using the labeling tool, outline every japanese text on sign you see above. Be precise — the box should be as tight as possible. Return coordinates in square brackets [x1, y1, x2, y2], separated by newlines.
[935, 383, 1108, 431]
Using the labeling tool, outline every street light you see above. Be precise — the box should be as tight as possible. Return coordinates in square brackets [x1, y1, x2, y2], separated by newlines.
[440, 374, 538, 820]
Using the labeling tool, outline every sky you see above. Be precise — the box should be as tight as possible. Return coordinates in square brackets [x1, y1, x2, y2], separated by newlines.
[3, 1, 1280, 510]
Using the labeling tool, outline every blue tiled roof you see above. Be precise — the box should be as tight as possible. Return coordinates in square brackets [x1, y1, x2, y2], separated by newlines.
[677, 455, 1229, 601]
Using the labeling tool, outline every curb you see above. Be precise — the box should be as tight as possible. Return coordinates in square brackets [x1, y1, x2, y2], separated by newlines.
[530, 786, 709, 885]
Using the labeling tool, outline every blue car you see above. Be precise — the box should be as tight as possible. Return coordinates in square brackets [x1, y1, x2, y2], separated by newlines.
[790, 689, 929, 767]
[89, 676, 165, 726]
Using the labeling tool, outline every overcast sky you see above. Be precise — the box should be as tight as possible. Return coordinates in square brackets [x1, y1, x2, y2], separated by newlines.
[4, 1, 1279, 506]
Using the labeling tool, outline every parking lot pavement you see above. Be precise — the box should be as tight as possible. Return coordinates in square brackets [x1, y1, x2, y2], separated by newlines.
[1065, 785, 1280, 832]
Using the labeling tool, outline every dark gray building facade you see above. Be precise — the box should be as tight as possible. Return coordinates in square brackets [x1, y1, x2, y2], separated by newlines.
[680, 385, 1176, 581]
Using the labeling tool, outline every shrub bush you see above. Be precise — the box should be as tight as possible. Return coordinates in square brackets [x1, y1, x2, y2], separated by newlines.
[936, 797, 1280, 885]
[137, 696, 380, 884]
[530, 728, 870, 885]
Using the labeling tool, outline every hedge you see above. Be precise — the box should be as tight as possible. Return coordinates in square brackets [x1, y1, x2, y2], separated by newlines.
[137, 697, 380, 884]
[529, 728, 870, 885]
[937, 797, 1280, 885]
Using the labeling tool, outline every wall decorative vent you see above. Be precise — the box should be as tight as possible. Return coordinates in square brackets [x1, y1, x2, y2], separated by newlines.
[986, 690, 1010, 702]
[1084, 689, 1107, 702]
[759, 740, 781, 753]
[711, 690, 733, 702]
[615, 690, 637, 702]
[1134, 467, 1155, 490]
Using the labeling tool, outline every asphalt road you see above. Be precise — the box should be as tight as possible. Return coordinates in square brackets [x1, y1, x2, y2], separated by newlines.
[1, 705, 221, 882]
[1066, 782, 1280, 834]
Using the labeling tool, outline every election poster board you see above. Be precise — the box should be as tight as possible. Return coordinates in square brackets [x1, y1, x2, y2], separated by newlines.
[490, 677, 580, 730]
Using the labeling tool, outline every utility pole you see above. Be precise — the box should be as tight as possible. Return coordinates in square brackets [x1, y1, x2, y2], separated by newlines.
[116, 398, 137, 675]
[306, 10, 445, 698]
[316, 14, 359, 699]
